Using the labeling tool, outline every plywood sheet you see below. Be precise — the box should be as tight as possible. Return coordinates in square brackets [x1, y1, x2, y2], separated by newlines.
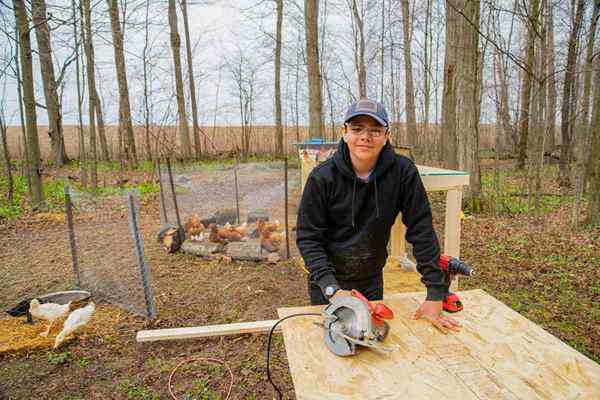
[277, 289, 600, 400]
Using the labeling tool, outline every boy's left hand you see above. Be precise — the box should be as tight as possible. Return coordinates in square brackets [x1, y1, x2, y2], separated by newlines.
[412, 300, 461, 334]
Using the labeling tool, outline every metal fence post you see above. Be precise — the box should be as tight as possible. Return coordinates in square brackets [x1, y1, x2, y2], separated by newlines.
[126, 191, 157, 320]
[64, 185, 81, 288]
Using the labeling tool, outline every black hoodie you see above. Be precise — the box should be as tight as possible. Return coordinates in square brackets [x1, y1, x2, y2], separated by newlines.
[296, 138, 446, 301]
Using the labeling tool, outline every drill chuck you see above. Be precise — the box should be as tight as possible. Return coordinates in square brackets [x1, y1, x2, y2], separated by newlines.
[439, 255, 475, 276]
[448, 258, 474, 276]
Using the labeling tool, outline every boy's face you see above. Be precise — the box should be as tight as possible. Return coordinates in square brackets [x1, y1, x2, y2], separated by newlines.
[342, 115, 388, 165]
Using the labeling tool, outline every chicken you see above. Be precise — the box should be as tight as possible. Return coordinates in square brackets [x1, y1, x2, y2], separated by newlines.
[29, 299, 72, 337]
[208, 224, 225, 243]
[185, 214, 205, 241]
[208, 224, 243, 243]
[259, 224, 285, 254]
[54, 302, 96, 349]
[233, 222, 248, 238]
[218, 225, 243, 242]
[257, 219, 280, 237]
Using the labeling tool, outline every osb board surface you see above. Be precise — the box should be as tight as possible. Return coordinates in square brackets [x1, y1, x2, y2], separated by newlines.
[278, 289, 600, 400]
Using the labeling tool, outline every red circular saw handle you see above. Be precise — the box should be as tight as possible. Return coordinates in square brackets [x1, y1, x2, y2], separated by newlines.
[350, 289, 394, 320]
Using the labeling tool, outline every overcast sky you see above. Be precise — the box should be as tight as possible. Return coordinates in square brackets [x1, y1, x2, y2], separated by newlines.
[0, 0, 588, 128]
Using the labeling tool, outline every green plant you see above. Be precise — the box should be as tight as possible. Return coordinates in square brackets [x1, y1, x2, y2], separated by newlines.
[119, 379, 159, 400]
[78, 358, 89, 369]
[48, 352, 72, 365]
[185, 379, 221, 400]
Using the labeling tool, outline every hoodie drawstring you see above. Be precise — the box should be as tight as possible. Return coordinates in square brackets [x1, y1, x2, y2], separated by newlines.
[374, 176, 380, 219]
[351, 177, 356, 227]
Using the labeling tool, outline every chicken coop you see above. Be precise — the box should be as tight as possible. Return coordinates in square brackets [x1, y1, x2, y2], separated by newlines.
[156, 158, 298, 262]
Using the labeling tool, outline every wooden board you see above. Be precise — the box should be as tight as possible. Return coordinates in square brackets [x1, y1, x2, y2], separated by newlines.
[277, 289, 600, 400]
[136, 320, 279, 342]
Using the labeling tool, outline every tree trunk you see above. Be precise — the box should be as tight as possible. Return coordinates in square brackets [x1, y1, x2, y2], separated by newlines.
[14, 24, 32, 198]
[573, 2, 598, 224]
[546, 5, 557, 153]
[441, 0, 481, 201]
[14, 0, 45, 210]
[180, 0, 201, 159]
[495, 50, 511, 155]
[0, 114, 13, 207]
[168, 0, 192, 158]
[142, 0, 152, 161]
[401, 0, 418, 154]
[423, 0, 432, 157]
[93, 86, 109, 161]
[584, 1, 600, 190]
[517, 0, 539, 170]
[275, 0, 284, 156]
[72, 0, 87, 187]
[304, 0, 323, 139]
[107, 0, 137, 165]
[31, 0, 68, 167]
[558, 0, 585, 192]
[441, 0, 459, 169]
[588, 54, 600, 226]
[81, 0, 98, 191]
[351, 0, 367, 98]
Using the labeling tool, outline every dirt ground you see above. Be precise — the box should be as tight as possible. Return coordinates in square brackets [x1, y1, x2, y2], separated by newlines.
[1, 159, 599, 399]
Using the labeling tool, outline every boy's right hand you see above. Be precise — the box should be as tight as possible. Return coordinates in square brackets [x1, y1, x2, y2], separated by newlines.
[330, 289, 352, 302]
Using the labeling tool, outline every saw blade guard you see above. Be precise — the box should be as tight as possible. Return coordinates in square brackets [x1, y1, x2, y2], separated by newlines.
[322, 296, 373, 356]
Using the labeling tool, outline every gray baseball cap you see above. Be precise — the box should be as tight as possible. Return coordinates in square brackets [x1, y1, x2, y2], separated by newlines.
[343, 98, 389, 127]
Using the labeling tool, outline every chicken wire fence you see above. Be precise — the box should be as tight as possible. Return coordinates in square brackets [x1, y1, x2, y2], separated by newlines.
[66, 186, 155, 318]
[158, 158, 300, 237]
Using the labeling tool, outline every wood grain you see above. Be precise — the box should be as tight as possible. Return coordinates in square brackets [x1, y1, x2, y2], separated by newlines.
[136, 319, 279, 342]
[277, 289, 600, 399]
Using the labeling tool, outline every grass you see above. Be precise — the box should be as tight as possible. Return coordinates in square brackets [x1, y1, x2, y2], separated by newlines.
[119, 379, 160, 400]
[0, 173, 159, 220]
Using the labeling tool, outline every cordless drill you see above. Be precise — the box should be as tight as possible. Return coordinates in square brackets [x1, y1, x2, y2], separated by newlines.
[439, 255, 474, 313]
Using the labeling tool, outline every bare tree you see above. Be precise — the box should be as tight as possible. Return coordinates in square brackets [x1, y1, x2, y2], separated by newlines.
[107, 0, 137, 165]
[401, 0, 418, 154]
[546, 3, 557, 153]
[441, 0, 481, 201]
[275, 0, 284, 156]
[588, 53, 600, 226]
[14, 0, 45, 210]
[81, 0, 99, 191]
[71, 0, 86, 187]
[180, 0, 201, 159]
[575, 1, 599, 224]
[168, 0, 192, 158]
[558, 0, 585, 192]
[304, 0, 323, 139]
[0, 111, 12, 207]
[517, 0, 539, 170]
[349, 0, 366, 98]
[31, 0, 68, 167]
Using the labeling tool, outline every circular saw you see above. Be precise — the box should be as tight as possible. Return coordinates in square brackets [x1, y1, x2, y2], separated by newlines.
[320, 289, 395, 356]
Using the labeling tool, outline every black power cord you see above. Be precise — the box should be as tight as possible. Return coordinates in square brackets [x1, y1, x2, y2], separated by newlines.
[266, 312, 321, 400]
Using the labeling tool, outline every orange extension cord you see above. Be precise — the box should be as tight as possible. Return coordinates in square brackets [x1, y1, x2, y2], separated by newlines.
[168, 357, 234, 400]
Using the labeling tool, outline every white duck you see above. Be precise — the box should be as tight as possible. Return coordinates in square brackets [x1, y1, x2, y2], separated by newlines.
[54, 302, 96, 349]
[29, 299, 72, 337]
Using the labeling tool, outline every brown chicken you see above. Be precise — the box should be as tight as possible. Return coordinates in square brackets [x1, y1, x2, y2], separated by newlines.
[209, 223, 243, 243]
[259, 222, 284, 253]
[185, 214, 205, 241]
[257, 219, 280, 237]
[233, 222, 248, 238]
[208, 224, 225, 243]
